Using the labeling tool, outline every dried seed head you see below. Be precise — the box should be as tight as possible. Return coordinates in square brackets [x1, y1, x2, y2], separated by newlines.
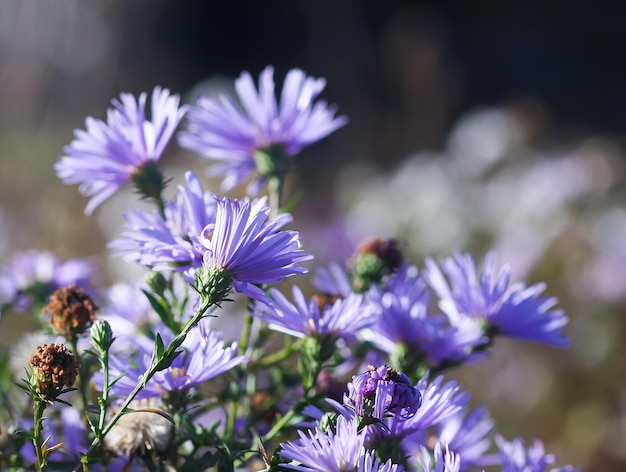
[29, 343, 79, 402]
[42, 284, 97, 341]
[311, 294, 341, 312]
[104, 399, 172, 457]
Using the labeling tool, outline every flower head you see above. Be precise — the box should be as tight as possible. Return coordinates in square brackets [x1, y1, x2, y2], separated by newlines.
[363, 264, 488, 368]
[254, 286, 376, 342]
[42, 284, 98, 341]
[380, 373, 470, 441]
[55, 87, 185, 214]
[496, 435, 555, 472]
[104, 398, 172, 458]
[348, 364, 421, 420]
[110, 171, 217, 273]
[279, 414, 366, 472]
[425, 252, 569, 347]
[28, 343, 79, 402]
[197, 196, 312, 300]
[179, 66, 347, 194]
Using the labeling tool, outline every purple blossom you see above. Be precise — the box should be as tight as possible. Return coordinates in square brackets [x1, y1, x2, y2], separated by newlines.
[279, 415, 368, 472]
[347, 364, 421, 420]
[425, 252, 569, 347]
[254, 286, 376, 341]
[364, 264, 488, 366]
[110, 171, 217, 273]
[496, 435, 555, 472]
[198, 196, 312, 299]
[433, 406, 498, 468]
[383, 373, 470, 440]
[414, 442, 461, 472]
[55, 87, 185, 214]
[178, 66, 347, 194]
[98, 320, 245, 399]
[312, 262, 354, 297]
[0, 250, 95, 314]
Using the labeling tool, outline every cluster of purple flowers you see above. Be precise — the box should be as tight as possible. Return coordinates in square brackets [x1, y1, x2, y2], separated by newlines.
[0, 65, 581, 471]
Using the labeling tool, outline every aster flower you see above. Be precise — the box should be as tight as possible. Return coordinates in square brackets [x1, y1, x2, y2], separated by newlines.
[254, 286, 376, 342]
[99, 320, 245, 399]
[279, 414, 366, 472]
[347, 364, 421, 421]
[414, 442, 461, 472]
[178, 66, 347, 194]
[312, 261, 354, 298]
[0, 250, 95, 315]
[435, 406, 498, 468]
[196, 196, 312, 301]
[110, 171, 217, 273]
[363, 264, 487, 368]
[495, 435, 556, 472]
[55, 87, 185, 214]
[383, 373, 470, 440]
[425, 252, 569, 347]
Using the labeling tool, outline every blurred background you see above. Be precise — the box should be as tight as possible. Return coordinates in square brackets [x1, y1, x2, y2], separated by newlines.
[1, 1, 625, 470]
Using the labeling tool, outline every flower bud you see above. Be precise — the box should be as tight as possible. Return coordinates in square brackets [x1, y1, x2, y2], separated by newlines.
[90, 319, 115, 354]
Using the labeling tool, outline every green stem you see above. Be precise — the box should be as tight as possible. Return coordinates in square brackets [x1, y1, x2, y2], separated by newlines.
[32, 400, 47, 472]
[268, 175, 284, 217]
[73, 299, 215, 471]
[97, 347, 110, 435]
[252, 339, 301, 368]
[224, 311, 255, 439]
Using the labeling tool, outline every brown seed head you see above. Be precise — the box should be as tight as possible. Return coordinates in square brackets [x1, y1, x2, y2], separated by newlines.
[311, 294, 341, 312]
[29, 343, 79, 400]
[357, 238, 405, 272]
[42, 284, 97, 341]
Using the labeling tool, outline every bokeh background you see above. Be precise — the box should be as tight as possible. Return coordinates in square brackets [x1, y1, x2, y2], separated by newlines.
[1, 1, 626, 470]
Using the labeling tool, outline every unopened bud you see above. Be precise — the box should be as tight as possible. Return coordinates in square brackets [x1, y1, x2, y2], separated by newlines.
[90, 319, 115, 354]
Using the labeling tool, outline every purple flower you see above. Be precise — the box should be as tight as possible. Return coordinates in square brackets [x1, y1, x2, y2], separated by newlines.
[198, 196, 312, 299]
[425, 252, 569, 347]
[496, 435, 555, 472]
[435, 406, 498, 468]
[383, 373, 470, 440]
[364, 264, 488, 367]
[495, 435, 581, 472]
[254, 286, 376, 341]
[0, 251, 95, 314]
[178, 66, 347, 194]
[312, 262, 354, 297]
[347, 364, 421, 420]
[414, 442, 461, 472]
[279, 415, 368, 472]
[358, 451, 402, 472]
[55, 87, 185, 214]
[110, 171, 217, 273]
[99, 320, 245, 399]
